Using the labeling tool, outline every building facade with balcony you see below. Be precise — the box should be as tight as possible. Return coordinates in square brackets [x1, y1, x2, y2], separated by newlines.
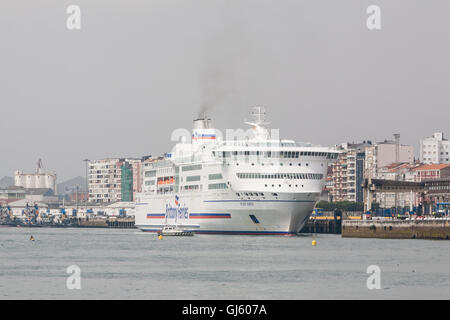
[88, 158, 143, 203]
[88, 158, 122, 203]
[331, 142, 371, 202]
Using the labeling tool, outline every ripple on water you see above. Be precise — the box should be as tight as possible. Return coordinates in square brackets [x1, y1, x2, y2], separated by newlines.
[0, 228, 449, 299]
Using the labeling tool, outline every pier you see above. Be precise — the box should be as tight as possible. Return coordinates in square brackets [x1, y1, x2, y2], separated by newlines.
[300, 216, 342, 234]
[0, 216, 137, 229]
[67, 217, 136, 228]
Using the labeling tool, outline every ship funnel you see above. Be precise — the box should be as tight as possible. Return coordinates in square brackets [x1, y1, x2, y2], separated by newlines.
[193, 117, 212, 130]
[192, 116, 216, 143]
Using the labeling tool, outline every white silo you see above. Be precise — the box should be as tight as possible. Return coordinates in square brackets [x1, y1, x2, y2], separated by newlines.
[44, 174, 57, 191]
[15, 159, 57, 192]
[25, 174, 35, 189]
[35, 174, 46, 188]
[14, 171, 26, 187]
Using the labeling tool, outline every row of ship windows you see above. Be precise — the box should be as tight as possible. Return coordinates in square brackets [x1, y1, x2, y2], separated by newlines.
[186, 174, 223, 182]
[144, 173, 223, 185]
[155, 183, 228, 193]
[214, 151, 337, 159]
[183, 183, 228, 190]
[227, 162, 311, 167]
[236, 173, 323, 180]
[144, 164, 203, 178]
[235, 192, 290, 198]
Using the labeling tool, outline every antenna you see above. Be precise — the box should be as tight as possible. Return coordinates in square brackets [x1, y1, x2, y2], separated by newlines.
[250, 106, 267, 125]
[245, 106, 269, 126]
[244, 106, 271, 140]
[37, 159, 43, 174]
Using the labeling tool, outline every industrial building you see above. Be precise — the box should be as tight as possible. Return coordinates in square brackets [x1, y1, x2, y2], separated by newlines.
[14, 159, 57, 193]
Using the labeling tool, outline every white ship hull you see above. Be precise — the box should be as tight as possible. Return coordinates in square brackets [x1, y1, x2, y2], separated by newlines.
[135, 192, 318, 235]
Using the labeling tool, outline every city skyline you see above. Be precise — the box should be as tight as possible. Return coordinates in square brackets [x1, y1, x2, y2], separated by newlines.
[1, 1, 449, 181]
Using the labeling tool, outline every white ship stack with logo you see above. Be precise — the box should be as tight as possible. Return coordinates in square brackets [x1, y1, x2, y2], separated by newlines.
[135, 107, 338, 235]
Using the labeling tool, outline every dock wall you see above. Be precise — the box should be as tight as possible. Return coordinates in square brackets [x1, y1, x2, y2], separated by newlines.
[300, 217, 342, 234]
[74, 217, 136, 229]
[342, 219, 450, 240]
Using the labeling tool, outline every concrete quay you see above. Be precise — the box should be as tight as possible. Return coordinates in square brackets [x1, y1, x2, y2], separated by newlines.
[342, 218, 450, 240]
[75, 217, 136, 229]
[300, 216, 342, 234]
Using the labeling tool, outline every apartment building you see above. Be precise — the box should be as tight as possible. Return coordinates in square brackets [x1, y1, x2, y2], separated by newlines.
[88, 159, 122, 203]
[420, 132, 450, 164]
[88, 158, 142, 203]
[331, 142, 370, 202]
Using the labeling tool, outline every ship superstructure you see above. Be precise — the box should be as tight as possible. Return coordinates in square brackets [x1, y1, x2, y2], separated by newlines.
[135, 107, 338, 235]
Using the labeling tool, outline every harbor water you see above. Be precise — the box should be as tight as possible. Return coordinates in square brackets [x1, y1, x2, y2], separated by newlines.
[0, 227, 449, 299]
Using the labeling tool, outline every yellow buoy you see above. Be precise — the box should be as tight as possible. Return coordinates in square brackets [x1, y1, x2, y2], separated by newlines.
[158, 234, 163, 240]
[312, 239, 317, 246]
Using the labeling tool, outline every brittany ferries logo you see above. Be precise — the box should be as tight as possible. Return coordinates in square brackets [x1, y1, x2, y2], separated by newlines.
[165, 195, 188, 219]
[191, 132, 216, 140]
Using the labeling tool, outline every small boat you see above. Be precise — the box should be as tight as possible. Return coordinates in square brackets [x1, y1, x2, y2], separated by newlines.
[159, 225, 194, 236]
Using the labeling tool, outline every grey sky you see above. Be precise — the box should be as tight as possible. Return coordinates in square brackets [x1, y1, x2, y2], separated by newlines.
[1, 0, 449, 181]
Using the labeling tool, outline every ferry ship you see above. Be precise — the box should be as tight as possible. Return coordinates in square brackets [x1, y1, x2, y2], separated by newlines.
[135, 107, 339, 235]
